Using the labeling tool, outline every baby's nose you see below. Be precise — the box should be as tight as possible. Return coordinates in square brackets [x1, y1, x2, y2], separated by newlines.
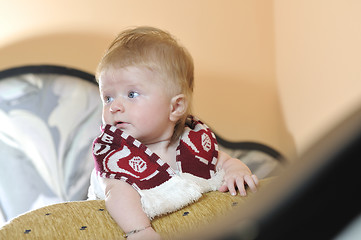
[109, 98, 124, 113]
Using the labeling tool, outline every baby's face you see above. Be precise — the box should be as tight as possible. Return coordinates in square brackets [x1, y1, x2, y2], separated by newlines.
[98, 66, 175, 144]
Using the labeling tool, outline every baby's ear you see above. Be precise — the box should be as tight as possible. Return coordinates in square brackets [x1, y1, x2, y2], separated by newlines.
[169, 94, 187, 122]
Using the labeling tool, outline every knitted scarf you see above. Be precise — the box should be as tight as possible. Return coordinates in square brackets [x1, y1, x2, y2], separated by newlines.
[91, 116, 224, 218]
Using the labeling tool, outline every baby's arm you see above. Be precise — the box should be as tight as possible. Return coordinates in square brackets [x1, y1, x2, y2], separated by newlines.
[102, 178, 161, 240]
[216, 150, 259, 196]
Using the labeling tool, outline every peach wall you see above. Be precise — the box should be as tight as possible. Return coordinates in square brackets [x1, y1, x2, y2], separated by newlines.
[0, 0, 295, 159]
[274, 0, 361, 154]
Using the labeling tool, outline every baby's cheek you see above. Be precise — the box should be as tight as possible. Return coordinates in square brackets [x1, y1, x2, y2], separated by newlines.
[102, 110, 113, 125]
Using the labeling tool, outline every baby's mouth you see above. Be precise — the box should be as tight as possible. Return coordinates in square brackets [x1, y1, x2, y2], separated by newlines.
[115, 121, 128, 128]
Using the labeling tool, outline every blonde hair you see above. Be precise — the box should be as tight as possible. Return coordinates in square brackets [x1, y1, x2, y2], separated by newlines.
[96, 26, 194, 142]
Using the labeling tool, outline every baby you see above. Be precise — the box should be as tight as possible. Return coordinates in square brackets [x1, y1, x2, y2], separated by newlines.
[88, 26, 259, 239]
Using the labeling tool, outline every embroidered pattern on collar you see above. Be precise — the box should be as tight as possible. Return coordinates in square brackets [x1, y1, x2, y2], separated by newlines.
[92, 116, 218, 190]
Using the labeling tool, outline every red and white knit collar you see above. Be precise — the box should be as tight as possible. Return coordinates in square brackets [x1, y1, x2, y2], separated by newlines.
[92, 116, 218, 191]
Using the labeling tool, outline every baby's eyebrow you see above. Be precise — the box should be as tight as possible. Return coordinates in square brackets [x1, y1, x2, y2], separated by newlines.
[99, 86, 112, 94]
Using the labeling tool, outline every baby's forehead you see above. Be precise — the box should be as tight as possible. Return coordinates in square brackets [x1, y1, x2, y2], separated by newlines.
[102, 64, 155, 76]
[99, 65, 172, 88]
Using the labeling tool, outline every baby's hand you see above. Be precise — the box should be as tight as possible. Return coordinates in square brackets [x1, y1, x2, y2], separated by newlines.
[218, 157, 259, 196]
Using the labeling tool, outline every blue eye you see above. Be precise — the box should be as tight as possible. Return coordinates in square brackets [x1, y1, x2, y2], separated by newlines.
[128, 91, 139, 99]
[104, 96, 114, 103]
